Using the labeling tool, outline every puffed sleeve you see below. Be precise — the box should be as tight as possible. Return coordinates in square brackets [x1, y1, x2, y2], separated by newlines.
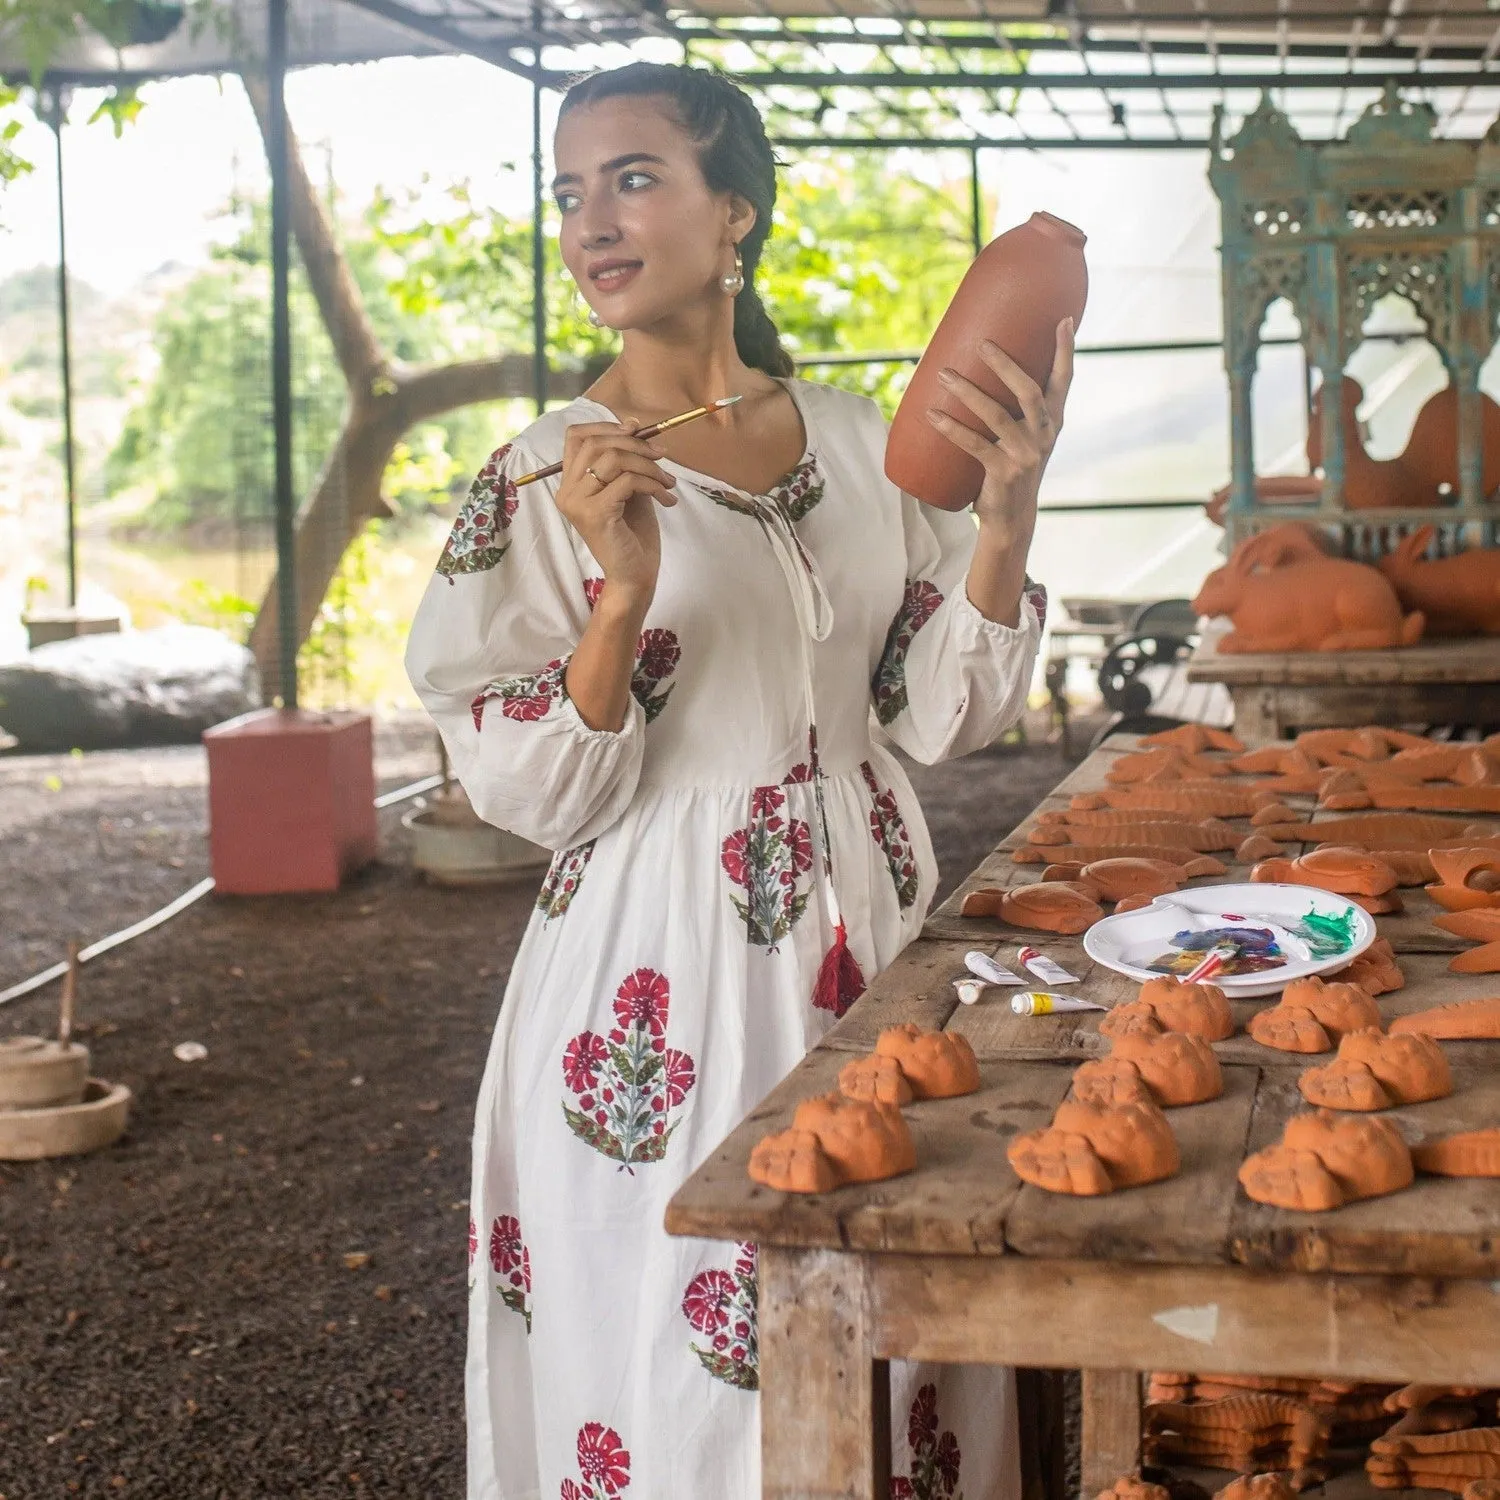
[404, 436, 645, 850]
[870, 494, 1046, 765]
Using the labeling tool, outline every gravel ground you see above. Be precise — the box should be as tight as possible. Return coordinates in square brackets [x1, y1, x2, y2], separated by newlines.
[0, 713, 1075, 1499]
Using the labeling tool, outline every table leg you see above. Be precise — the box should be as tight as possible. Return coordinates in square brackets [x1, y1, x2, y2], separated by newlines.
[1080, 1369, 1142, 1500]
[760, 1247, 890, 1500]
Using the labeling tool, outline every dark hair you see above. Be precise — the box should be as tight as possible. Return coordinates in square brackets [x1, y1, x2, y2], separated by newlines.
[560, 62, 794, 379]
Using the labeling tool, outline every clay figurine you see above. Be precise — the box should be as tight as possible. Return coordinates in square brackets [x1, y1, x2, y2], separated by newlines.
[1390, 997, 1500, 1040]
[837, 1052, 914, 1108]
[1138, 724, 1244, 754]
[1216, 1475, 1300, 1500]
[1071, 855, 1219, 904]
[1007, 1097, 1180, 1196]
[1030, 818, 1240, 853]
[1073, 1028, 1223, 1108]
[1192, 524, 1424, 653]
[1334, 937, 1405, 995]
[874, 1023, 981, 1100]
[1250, 846, 1399, 899]
[1370, 782, 1500, 814]
[1412, 1129, 1500, 1178]
[1107, 746, 1231, 784]
[1297, 1029, 1452, 1111]
[1433, 909, 1500, 975]
[1017, 843, 1228, 872]
[886, 211, 1087, 511]
[1037, 806, 1220, 832]
[1378, 526, 1500, 638]
[1270, 813, 1491, 849]
[1099, 784, 1290, 819]
[1100, 976, 1235, 1043]
[748, 1092, 917, 1194]
[1144, 1392, 1330, 1476]
[1237, 833, 1287, 864]
[960, 881, 1105, 934]
[1307, 376, 1428, 512]
[1367, 1424, 1500, 1490]
[1095, 1478, 1170, 1500]
[1237, 1110, 1414, 1211]
[1247, 976, 1383, 1054]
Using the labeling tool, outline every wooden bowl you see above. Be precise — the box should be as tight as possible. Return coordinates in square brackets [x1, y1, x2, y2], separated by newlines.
[0, 1078, 131, 1160]
[0, 1036, 89, 1109]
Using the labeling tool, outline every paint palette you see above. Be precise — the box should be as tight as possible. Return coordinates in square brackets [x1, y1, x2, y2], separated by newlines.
[1083, 882, 1377, 998]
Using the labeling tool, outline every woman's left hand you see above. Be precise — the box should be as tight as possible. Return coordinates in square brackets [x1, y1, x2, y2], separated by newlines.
[927, 317, 1075, 544]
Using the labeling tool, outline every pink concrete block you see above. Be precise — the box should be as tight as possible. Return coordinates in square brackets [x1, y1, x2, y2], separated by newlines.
[203, 708, 377, 895]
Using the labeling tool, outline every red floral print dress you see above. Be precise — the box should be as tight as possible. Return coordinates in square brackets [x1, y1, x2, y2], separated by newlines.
[406, 380, 1040, 1500]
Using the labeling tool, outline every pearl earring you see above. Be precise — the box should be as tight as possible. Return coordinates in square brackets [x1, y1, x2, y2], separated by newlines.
[721, 245, 745, 297]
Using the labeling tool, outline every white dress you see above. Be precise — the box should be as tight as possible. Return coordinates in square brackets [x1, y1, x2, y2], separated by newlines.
[405, 379, 1044, 1500]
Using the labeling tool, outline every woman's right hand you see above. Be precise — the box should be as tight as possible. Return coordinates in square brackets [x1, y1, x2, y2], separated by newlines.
[555, 421, 677, 612]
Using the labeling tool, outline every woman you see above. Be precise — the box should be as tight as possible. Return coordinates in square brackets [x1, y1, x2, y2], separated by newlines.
[406, 61, 1073, 1500]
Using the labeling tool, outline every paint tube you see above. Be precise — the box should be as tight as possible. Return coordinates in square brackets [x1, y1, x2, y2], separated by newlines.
[953, 978, 987, 1006]
[1017, 946, 1080, 986]
[964, 950, 1024, 986]
[1010, 991, 1109, 1017]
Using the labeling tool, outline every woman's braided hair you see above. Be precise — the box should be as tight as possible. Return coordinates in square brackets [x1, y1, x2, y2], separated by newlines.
[559, 62, 794, 378]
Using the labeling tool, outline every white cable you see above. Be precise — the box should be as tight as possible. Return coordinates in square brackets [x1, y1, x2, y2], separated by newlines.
[0, 769, 451, 1009]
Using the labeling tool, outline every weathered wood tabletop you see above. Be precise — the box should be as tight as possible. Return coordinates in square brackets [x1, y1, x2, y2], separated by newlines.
[666, 736, 1500, 1500]
[1185, 633, 1500, 741]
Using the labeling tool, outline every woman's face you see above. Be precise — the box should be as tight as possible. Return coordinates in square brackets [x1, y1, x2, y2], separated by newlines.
[553, 95, 750, 332]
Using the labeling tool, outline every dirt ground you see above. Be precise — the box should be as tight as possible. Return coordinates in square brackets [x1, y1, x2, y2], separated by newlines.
[0, 713, 1077, 1499]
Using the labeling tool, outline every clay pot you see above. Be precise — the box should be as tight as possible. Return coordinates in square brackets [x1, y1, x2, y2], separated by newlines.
[837, 1053, 914, 1108]
[874, 1024, 981, 1100]
[1138, 724, 1244, 754]
[1298, 1029, 1452, 1111]
[1237, 1110, 1414, 1211]
[1390, 997, 1500, 1040]
[886, 211, 1088, 511]
[1008, 1097, 1180, 1196]
[1100, 976, 1235, 1043]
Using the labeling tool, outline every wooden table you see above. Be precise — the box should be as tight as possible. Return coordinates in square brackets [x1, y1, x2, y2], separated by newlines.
[666, 737, 1500, 1500]
[1186, 630, 1500, 742]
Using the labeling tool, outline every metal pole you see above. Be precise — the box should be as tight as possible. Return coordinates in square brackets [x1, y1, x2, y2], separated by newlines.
[530, 10, 547, 416]
[267, 0, 298, 708]
[46, 88, 78, 611]
[969, 145, 983, 256]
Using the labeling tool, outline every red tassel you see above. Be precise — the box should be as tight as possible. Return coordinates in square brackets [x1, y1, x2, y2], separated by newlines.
[812, 921, 866, 1019]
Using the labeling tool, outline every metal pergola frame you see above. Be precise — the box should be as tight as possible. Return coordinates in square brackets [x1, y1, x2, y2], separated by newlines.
[11, 0, 1500, 700]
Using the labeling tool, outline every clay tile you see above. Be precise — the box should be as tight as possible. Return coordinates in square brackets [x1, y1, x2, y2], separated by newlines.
[874, 1024, 981, 1100]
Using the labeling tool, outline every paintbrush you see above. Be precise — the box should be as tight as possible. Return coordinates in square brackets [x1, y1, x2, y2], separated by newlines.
[511, 395, 742, 487]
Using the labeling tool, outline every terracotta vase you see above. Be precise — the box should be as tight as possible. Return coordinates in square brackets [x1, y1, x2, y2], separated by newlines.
[885, 212, 1088, 511]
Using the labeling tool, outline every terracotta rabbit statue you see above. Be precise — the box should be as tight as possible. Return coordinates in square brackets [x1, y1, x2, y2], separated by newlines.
[1378, 525, 1500, 637]
[1193, 524, 1424, 653]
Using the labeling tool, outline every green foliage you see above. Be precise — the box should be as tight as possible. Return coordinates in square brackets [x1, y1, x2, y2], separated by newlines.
[296, 520, 401, 708]
[175, 578, 256, 643]
[0, 83, 32, 193]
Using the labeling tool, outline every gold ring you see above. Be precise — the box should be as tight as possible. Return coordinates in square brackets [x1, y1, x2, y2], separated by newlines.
[586, 466, 603, 485]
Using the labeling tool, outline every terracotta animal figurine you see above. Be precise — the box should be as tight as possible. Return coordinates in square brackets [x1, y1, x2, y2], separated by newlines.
[960, 881, 1105, 933]
[1334, 937, 1405, 995]
[1007, 1097, 1179, 1196]
[1250, 846, 1399, 899]
[1107, 747, 1231, 784]
[1094, 785, 1283, 819]
[1216, 1475, 1300, 1500]
[1269, 814, 1491, 850]
[1073, 1029, 1223, 1108]
[1247, 976, 1383, 1054]
[1390, 997, 1500, 1040]
[1237, 1110, 1414, 1212]
[1433, 909, 1500, 975]
[874, 1024, 981, 1100]
[1379, 526, 1500, 637]
[1192, 524, 1424, 653]
[1367, 1425, 1500, 1490]
[1029, 818, 1240, 852]
[1095, 1479, 1171, 1500]
[1044, 856, 1221, 905]
[748, 1092, 917, 1194]
[1297, 1030, 1453, 1111]
[1398, 382, 1500, 500]
[1017, 843, 1228, 871]
[1036, 807, 1214, 832]
[1412, 1129, 1500, 1178]
[1307, 376, 1428, 511]
[837, 1053, 914, 1108]
[1426, 848, 1500, 913]
[1237, 834, 1286, 864]
[1139, 724, 1244, 754]
[1144, 1392, 1330, 1476]
[1100, 976, 1235, 1042]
